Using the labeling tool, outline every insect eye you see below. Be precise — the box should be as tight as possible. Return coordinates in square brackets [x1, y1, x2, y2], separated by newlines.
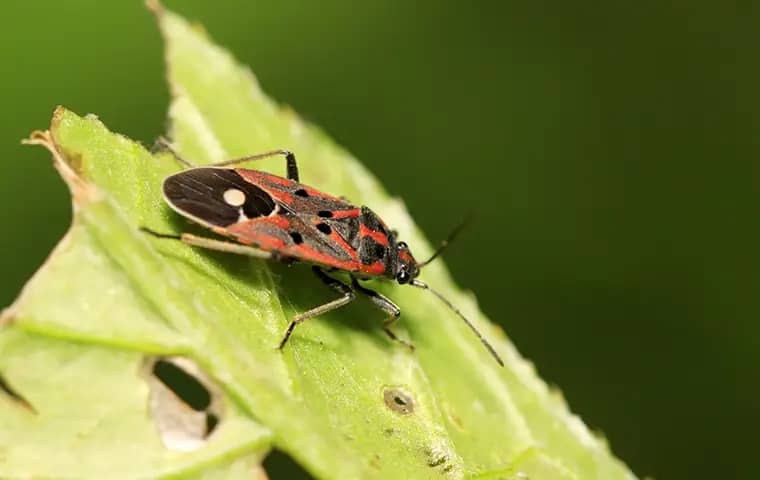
[397, 242, 408, 250]
[396, 270, 410, 284]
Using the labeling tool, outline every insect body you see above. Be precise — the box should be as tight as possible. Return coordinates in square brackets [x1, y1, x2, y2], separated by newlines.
[146, 144, 503, 366]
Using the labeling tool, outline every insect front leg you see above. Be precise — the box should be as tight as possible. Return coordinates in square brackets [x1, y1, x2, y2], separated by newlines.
[351, 278, 414, 350]
[278, 267, 356, 349]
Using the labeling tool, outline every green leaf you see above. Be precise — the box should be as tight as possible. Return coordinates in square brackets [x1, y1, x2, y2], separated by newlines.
[0, 2, 637, 479]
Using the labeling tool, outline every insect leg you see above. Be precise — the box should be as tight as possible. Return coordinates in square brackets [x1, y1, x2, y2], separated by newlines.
[278, 267, 355, 349]
[154, 138, 299, 181]
[211, 150, 299, 182]
[351, 278, 414, 350]
[153, 137, 195, 168]
[140, 228, 273, 260]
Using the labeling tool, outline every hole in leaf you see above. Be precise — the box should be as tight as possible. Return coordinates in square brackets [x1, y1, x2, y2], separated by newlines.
[205, 412, 219, 437]
[263, 448, 314, 480]
[383, 387, 415, 415]
[152, 358, 211, 411]
[144, 356, 223, 451]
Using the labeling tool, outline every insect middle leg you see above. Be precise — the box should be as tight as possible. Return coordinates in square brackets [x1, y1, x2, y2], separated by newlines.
[278, 267, 356, 349]
[351, 278, 414, 350]
[155, 137, 299, 181]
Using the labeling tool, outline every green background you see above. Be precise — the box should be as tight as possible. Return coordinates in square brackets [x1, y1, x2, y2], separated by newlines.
[0, 1, 756, 479]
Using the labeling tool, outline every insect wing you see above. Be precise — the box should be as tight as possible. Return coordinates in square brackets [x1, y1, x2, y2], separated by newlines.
[162, 168, 276, 229]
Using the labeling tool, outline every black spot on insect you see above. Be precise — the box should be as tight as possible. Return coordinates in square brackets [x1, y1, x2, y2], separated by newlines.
[383, 387, 414, 415]
[295, 188, 309, 197]
[152, 359, 211, 411]
[360, 236, 387, 265]
[371, 243, 386, 259]
[290, 231, 304, 244]
[316, 223, 332, 235]
[318, 210, 334, 218]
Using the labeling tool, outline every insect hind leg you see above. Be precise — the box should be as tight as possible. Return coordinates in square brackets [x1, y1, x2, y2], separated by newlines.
[140, 227, 273, 260]
[213, 150, 299, 182]
[351, 278, 414, 350]
[278, 267, 356, 349]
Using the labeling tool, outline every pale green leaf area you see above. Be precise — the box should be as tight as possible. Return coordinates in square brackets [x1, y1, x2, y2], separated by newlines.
[0, 3, 637, 479]
[0, 318, 268, 479]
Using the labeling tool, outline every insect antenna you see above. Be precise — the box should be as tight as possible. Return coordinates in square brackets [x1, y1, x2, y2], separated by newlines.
[410, 279, 504, 367]
[418, 215, 472, 268]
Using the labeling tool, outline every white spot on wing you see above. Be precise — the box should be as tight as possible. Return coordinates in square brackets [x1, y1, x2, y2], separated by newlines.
[223, 188, 246, 207]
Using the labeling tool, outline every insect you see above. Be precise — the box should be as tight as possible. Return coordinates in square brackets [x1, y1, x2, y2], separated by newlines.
[143, 141, 503, 366]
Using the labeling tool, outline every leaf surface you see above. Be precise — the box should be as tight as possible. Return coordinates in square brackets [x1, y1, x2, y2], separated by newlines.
[0, 3, 636, 479]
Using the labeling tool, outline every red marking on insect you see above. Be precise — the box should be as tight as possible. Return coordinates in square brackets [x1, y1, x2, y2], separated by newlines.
[239, 170, 293, 187]
[331, 208, 361, 219]
[292, 243, 357, 271]
[261, 215, 290, 229]
[360, 260, 387, 276]
[359, 224, 390, 246]
[146, 143, 503, 367]
[266, 189, 293, 204]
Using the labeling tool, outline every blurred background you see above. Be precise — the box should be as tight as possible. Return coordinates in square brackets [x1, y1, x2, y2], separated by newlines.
[1, 1, 757, 478]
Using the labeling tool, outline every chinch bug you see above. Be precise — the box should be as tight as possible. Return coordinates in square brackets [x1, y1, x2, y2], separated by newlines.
[143, 141, 503, 367]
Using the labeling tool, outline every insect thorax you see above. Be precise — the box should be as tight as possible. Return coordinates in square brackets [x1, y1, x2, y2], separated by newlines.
[357, 206, 397, 278]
